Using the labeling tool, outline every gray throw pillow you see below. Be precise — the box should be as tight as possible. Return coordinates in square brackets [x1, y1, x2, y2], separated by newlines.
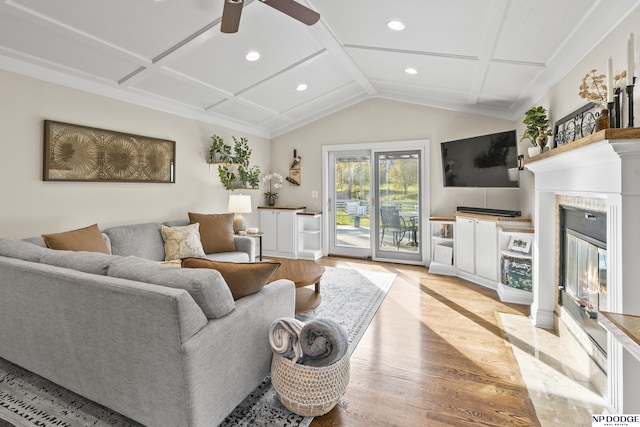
[107, 256, 235, 319]
[40, 250, 121, 275]
[0, 238, 51, 262]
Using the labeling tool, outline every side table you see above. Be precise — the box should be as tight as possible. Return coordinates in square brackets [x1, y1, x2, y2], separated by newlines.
[246, 232, 264, 261]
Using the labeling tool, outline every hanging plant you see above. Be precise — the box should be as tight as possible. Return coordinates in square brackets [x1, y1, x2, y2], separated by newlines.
[210, 135, 260, 190]
[208, 134, 232, 163]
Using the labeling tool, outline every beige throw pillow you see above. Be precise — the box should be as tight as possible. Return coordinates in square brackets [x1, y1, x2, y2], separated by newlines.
[42, 224, 110, 254]
[161, 223, 206, 261]
[181, 257, 281, 300]
[188, 212, 236, 254]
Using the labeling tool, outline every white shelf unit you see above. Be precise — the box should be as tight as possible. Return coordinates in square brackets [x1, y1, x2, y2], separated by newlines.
[429, 217, 456, 275]
[497, 226, 534, 305]
[297, 212, 322, 260]
[259, 206, 305, 259]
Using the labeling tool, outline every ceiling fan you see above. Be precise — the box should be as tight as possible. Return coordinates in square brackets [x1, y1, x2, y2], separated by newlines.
[221, 0, 320, 33]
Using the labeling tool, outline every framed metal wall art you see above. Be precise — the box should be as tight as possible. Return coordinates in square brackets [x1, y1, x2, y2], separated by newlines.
[43, 120, 175, 183]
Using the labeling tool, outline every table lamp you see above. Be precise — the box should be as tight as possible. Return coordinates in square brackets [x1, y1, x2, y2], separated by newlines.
[228, 194, 252, 234]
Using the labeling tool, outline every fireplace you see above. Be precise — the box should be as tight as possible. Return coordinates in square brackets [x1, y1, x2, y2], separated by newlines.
[559, 206, 607, 355]
[525, 130, 640, 413]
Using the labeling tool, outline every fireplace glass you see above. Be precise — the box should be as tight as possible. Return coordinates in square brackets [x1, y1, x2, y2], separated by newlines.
[564, 232, 607, 313]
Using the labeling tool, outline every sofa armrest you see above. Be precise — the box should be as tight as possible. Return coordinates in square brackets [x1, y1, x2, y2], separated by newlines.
[233, 235, 255, 261]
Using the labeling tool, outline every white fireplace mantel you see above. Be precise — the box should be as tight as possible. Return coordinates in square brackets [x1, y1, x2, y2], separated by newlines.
[525, 128, 640, 414]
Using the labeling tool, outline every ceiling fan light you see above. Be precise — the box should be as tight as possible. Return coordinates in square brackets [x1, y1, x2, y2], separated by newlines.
[245, 51, 260, 61]
[387, 20, 405, 31]
[296, 84, 308, 92]
[405, 67, 418, 75]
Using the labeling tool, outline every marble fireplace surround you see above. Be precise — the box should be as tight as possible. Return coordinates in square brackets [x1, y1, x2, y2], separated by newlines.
[524, 128, 640, 414]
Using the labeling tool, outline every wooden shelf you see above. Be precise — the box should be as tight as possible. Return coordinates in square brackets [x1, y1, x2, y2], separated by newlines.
[524, 128, 640, 166]
[599, 311, 640, 362]
[258, 205, 306, 210]
[455, 211, 531, 222]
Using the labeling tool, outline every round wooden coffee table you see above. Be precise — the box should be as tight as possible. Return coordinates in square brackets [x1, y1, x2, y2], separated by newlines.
[270, 258, 324, 314]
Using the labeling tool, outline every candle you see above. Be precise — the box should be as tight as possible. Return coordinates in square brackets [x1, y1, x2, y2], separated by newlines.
[607, 57, 614, 102]
[628, 33, 635, 86]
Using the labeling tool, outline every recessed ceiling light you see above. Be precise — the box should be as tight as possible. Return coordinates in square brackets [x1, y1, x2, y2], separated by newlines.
[387, 21, 405, 31]
[245, 51, 260, 61]
[296, 84, 308, 92]
[405, 68, 418, 75]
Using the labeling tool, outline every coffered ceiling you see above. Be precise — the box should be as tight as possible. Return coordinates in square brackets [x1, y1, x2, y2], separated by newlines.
[0, 0, 638, 137]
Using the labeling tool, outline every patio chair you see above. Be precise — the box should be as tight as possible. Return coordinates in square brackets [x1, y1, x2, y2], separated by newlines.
[380, 206, 409, 248]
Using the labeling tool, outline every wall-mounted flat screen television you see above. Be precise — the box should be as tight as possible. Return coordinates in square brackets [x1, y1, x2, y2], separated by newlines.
[441, 130, 519, 188]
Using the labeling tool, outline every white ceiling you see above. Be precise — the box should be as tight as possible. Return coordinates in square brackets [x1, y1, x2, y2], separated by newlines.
[1, 0, 638, 138]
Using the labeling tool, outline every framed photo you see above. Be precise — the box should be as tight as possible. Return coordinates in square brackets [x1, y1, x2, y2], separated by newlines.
[43, 120, 176, 183]
[508, 236, 532, 254]
[433, 244, 453, 265]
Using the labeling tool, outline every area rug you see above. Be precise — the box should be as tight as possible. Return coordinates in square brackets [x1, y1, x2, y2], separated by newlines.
[0, 266, 395, 427]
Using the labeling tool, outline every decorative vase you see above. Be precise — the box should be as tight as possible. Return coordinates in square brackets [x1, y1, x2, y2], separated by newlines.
[595, 109, 609, 131]
[267, 195, 277, 206]
[535, 127, 548, 151]
[528, 146, 541, 158]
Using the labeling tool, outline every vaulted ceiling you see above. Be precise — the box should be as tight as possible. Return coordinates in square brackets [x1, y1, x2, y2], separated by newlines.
[0, 0, 637, 137]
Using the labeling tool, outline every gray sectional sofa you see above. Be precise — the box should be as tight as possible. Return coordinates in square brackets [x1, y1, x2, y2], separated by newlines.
[0, 221, 296, 427]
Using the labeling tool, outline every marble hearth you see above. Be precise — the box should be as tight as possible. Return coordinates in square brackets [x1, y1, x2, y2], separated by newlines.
[525, 128, 640, 414]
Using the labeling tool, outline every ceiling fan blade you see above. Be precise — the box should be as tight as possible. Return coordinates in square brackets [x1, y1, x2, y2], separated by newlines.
[261, 0, 320, 25]
[221, 0, 243, 33]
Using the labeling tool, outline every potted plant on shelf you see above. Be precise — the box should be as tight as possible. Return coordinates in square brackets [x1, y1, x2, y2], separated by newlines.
[521, 106, 552, 157]
[209, 135, 260, 190]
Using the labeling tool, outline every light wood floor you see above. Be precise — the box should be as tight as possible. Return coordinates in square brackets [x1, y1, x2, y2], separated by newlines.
[309, 256, 540, 427]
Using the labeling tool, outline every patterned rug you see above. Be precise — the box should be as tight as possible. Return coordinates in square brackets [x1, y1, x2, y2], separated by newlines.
[0, 267, 395, 427]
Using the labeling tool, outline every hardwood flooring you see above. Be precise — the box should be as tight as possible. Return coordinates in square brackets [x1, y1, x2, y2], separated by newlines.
[310, 256, 540, 427]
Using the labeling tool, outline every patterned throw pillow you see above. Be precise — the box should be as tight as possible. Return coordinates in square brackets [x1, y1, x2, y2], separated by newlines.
[160, 223, 206, 261]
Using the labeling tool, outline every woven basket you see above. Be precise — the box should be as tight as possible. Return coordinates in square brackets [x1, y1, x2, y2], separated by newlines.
[271, 353, 350, 417]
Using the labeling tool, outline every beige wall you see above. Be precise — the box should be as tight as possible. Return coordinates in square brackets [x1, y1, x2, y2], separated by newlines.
[271, 98, 520, 217]
[0, 70, 269, 238]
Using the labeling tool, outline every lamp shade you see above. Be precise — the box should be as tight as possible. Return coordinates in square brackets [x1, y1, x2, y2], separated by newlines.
[228, 194, 252, 214]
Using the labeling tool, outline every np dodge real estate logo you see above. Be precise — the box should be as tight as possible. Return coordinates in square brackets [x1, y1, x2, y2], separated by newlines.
[593, 415, 640, 426]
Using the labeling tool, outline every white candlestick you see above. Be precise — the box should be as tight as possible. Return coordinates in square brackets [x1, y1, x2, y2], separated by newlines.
[607, 57, 614, 102]
[628, 33, 635, 86]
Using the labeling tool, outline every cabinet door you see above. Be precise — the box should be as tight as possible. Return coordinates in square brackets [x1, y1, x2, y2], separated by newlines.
[276, 211, 296, 254]
[260, 210, 277, 252]
[475, 220, 498, 280]
[456, 218, 475, 274]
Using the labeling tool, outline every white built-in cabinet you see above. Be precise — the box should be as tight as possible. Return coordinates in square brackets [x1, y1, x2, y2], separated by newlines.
[259, 206, 305, 259]
[260, 206, 323, 259]
[448, 213, 532, 292]
[456, 216, 498, 288]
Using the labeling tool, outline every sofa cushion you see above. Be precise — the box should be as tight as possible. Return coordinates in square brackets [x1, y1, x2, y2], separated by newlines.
[161, 224, 206, 261]
[188, 212, 236, 254]
[39, 250, 121, 275]
[0, 238, 51, 262]
[102, 223, 166, 261]
[107, 256, 235, 319]
[181, 258, 280, 300]
[42, 224, 110, 254]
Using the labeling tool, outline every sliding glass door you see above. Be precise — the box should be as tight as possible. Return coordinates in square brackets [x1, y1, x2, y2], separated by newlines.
[325, 142, 427, 264]
[328, 151, 371, 258]
[374, 150, 422, 263]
